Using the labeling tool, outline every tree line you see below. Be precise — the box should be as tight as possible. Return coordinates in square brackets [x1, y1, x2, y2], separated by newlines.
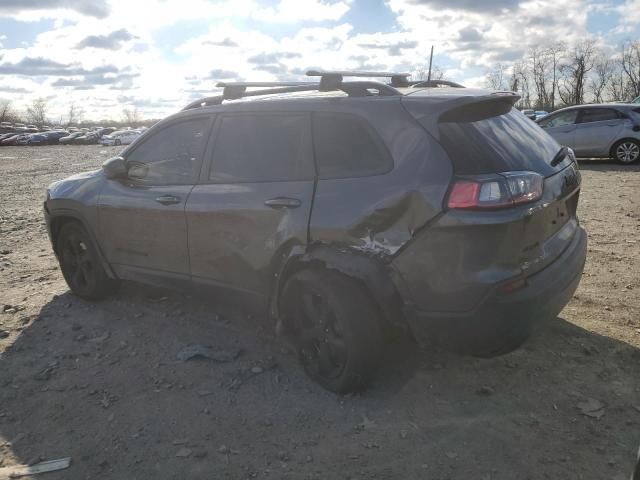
[0, 98, 155, 129]
[485, 40, 640, 111]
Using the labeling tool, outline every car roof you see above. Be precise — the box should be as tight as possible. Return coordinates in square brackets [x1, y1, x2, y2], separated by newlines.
[554, 103, 639, 113]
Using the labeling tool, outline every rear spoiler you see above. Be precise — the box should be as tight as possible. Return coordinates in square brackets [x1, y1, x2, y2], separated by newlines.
[402, 91, 521, 139]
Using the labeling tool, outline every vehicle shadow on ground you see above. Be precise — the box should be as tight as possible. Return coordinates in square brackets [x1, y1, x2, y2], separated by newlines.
[1, 284, 639, 479]
[577, 158, 640, 172]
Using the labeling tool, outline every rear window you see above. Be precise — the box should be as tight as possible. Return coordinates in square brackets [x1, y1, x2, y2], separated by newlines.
[438, 107, 563, 176]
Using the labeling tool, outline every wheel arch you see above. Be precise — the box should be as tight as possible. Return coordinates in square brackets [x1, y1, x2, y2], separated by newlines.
[270, 244, 406, 335]
[609, 137, 640, 158]
[49, 212, 118, 280]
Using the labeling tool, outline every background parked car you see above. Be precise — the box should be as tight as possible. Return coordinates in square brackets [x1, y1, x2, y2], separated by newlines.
[43, 130, 70, 144]
[100, 130, 141, 146]
[521, 108, 537, 120]
[58, 132, 84, 144]
[534, 110, 549, 119]
[26, 133, 50, 146]
[73, 133, 100, 145]
[0, 132, 16, 143]
[537, 103, 640, 164]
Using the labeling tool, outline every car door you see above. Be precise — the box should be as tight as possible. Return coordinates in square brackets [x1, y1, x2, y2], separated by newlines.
[573, 108, 626, 157]
[97, 115, 214, 282]
[186, 111, 314, 302]
[538, 109, 579, 149]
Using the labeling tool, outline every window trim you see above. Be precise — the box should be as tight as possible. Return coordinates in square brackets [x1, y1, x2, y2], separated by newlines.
[311, 111, 394, 180]
[204, 111, 315, 185]
[122, 114, 215, 186]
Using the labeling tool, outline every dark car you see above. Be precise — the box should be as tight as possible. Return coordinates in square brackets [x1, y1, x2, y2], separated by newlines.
[44, 71, 587, 393]
[72, 133, 99, 145]
[44, 130, 70, 144]
[28, 131, 70, 145]
[0, 132, 17, 143]
[58, 132, 85, 144]
[27, 133, 50, 145]
[2, 133, 30, 146]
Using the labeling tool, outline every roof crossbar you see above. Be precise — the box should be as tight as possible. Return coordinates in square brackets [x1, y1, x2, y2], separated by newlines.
[182, 79, 403, 110]
[306, 69, 411, 88]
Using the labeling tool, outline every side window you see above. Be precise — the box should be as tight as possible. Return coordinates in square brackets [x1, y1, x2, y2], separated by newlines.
[125, 117, 211, 185]
[209, 113, 312, 182]
[539, 110, 578, 128]
[312, 113, 393, 179]
[578, 108, 622, 124]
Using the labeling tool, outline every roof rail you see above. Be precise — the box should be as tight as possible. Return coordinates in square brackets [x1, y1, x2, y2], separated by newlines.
[410, 79, 465, 88]
[182, 78, 403, 110]
[306, 69, 411, 88]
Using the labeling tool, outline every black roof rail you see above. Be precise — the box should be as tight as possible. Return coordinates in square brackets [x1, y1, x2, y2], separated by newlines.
[306, 69, 411, 88]
[182, 78, 403, 110]
[410, 79, 465, 88]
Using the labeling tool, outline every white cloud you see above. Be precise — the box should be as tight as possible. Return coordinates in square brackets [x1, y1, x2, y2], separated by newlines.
[252, 0, 351, 22]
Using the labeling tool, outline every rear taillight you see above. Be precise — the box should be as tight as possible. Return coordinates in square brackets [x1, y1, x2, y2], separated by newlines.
[447, 171, 543, 210]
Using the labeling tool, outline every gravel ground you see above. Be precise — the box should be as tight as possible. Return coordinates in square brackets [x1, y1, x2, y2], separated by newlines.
[0, 145, 639, 480]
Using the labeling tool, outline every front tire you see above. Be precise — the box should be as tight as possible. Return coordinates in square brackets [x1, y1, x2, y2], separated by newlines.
[280, 269, 384, 393]
[114, 139, 121, 146]
[612, 139, 640, 164]
[57, 222, 118, 300]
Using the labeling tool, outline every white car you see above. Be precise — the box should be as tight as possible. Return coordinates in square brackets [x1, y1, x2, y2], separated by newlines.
[100, 130, 141, 146]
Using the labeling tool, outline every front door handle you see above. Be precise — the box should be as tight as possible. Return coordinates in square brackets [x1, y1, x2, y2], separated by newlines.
[264, 197, 301, 208]
[155, 195, 181, 206]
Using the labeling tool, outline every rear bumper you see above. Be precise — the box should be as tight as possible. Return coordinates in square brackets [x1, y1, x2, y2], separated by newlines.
[404, 226, 587, 351]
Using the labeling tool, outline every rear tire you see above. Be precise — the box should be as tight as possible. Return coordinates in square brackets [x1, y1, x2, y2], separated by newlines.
[611, 139, 640, 164]
[57, 222, 118, 300]
[280, 269, 384, 393]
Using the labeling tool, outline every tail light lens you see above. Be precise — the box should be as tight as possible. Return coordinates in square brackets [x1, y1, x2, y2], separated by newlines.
[447, 171, 543, 210]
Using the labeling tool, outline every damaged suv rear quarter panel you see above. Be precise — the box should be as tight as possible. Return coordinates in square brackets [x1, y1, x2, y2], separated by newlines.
[308, 97, 453, 258]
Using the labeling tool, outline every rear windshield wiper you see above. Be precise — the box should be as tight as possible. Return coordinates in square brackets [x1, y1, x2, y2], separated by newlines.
[550, 146, 568, 167]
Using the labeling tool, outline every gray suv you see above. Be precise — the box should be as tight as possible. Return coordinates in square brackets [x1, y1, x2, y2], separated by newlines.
[44, 71, 587, 393]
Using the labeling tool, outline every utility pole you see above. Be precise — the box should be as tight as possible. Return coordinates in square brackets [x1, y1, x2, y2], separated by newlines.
[427, 45, 434, 83]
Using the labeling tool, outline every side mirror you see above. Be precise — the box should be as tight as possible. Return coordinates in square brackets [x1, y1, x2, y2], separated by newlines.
[102, 156, 127, 179]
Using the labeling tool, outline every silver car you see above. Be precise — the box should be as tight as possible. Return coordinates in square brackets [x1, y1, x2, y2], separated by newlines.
[537, 104, 640, 164]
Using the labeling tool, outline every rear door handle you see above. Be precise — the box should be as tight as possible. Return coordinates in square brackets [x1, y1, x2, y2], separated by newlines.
[155, 195, 181, 206]
[264, 197, 301, 208]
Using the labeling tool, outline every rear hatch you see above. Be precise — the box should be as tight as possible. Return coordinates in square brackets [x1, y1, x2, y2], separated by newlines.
[404, 93, 581, 277]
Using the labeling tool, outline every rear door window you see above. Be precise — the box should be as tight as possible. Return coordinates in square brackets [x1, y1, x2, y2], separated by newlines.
[577, 108, 623, 123]
[312, 112, 393, 179]
[209, 113, 313, 182]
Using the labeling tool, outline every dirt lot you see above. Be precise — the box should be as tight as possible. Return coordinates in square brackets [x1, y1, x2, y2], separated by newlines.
[0, 145, 639, 480]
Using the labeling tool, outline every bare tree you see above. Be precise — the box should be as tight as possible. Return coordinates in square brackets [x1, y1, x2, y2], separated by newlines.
[0, 99, 19, 123]
[621, 40, 640, 99]
[528, 44, 565, 110]
[26, 98, 48, 127]
[66, 102, 83, 127]
[484, 63, 508, 90]
[510, 61, 532, 108]
[589, 56, 613, 103]
[530, 47, 550, 109]
[415, 64, 444, 81]
[558, 40, 596, 106]
[121, 107, 141, 127]
[547, 43, 565, 110]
